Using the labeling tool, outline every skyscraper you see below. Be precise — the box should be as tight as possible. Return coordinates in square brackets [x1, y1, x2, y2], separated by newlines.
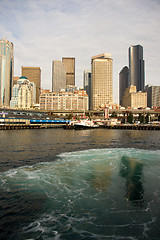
[144, 85, 160, 108]
[21, 67, 41, 103]
[62, 57, 75, 86]
[129, 45, 145, 91]
[119, 66, 129, 106]
[83, 70, 91, 109]
[52, 61, 66, 92]
[91, 53, 113, 110]
[0, 38, 14, 107]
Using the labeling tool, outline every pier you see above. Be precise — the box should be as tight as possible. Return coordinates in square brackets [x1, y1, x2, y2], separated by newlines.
[0, 118, 68, 130]
[101, 124, 160, 130]
[0, 124, 65, 130]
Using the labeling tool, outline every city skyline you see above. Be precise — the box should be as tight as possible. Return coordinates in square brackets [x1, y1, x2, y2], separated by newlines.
[0, 0, 160, 103]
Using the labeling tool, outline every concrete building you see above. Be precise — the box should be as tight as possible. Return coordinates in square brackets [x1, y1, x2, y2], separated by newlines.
[83, 70, 91, 109]
[10, 76, 36, 109]
[144, 85, 160, 108]
[10, 77, 24, 108]
[65, 85, 77, 92]
[119, 66, 129, 106]
[40, 90, 88, 111]
[123, 85, 147, 108]
[91, 53, 113, 110]
[52, 61, 66, 92]
[21, 67, 41, 103]
[18, 76, 36, 109]
[0, 38, 14, 107]
[129, 45, 145, 91]
[13, 76, 20, 86]
[62, 57, 75, 86]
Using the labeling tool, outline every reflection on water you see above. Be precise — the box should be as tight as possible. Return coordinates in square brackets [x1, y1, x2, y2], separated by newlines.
[92, 165, 113, 191]
[120, 156, 144, 204]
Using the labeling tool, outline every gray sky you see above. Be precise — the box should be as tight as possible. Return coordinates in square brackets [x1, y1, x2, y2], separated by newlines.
[0, 0, 160, 103]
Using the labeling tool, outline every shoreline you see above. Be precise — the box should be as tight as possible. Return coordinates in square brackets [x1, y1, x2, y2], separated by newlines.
[0, 123, 159, 130]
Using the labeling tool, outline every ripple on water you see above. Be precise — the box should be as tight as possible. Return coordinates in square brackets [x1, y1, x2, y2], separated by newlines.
[0, 148, 160, 239]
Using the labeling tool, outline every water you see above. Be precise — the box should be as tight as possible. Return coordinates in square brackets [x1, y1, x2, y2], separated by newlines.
[0, 129, 160, 239]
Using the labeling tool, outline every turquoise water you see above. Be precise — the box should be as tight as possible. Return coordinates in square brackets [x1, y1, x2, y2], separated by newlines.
[1, 148, 160, 239]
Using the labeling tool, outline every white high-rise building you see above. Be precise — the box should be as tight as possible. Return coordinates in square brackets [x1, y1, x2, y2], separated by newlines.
[52, 61, 66, 92]
[91, 53, 113, 110]
[0, 38, 14, 107]
[10, 76, 36, 109]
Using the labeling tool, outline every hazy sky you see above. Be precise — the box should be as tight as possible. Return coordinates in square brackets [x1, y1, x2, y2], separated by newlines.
[0, 0, 160, 103]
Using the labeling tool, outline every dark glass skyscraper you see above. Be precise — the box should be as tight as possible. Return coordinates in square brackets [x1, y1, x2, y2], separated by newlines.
[129, 45, 145, 91]
[119, 66, 129, 106]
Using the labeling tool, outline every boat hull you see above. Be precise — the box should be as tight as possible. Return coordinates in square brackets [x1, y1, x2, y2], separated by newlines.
[74, 124, 99, 130]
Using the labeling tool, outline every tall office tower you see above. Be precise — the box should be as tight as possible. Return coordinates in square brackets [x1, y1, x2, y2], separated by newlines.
[52, 61, 66, 92]
[91, 53, 113, 110]
[144, 85, 160, 108]
[62, 57, 75, 86]
[21, 67, 41, 103]
[83, 70, 91, 109]
[129, 44, 145, 91]
[0, 38, 14, 107]
[119, 66, 129, 106]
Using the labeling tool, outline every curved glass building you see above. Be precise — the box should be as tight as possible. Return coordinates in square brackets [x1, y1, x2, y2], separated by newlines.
[129, 45, 145, 91]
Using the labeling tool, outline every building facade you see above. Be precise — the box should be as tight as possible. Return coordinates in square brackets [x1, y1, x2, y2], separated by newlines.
[13, 76, 20, 86]
[62, 57, 75, 86]
[119, 66, 129, 106]
[144, 85, 160, 108]
[0, 38, 14, 107]
[40, 90, 88, 111]
[10, 76, 36, 109]
[52, 61, 66, 92]
[123, 85, 147, 108]
[91, 53, 113, 110]
[18, 77, 36, 109]
[83, 70, 91, 109]
[21, 67, 41, 103]
[129, 45, 145, 91]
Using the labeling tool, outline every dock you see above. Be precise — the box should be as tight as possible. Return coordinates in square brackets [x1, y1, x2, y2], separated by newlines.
[100, 124, 160, 130]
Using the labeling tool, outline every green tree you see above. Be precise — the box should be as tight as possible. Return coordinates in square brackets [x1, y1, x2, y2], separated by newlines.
[139, 113, 144, 123]
[67, 113, 73, 120]
[145, 114, 149, 123]
[127, 113, 133, 124]
[111, 112, 117, 118]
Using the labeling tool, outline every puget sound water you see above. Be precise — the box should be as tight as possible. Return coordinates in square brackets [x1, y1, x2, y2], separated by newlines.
[0, 128, 160, 240]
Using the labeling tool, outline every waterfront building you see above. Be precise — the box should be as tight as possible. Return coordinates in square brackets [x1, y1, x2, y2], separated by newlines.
[91, 53, 113, 110]
[21, 66, 41, 103]
[0, 38, 14, 107]
[40, 90, 88, 111]
[83, 70, 91, 109]
[18, 76, 36, 109]
[10, 76, 36, 109]
[52, 61, 66, 92]
[65, 85, 77, 92]
[62, 57, 75, 86]
[144, 85, 160, 108]
[122, 85, 147, 108]
[119, 66, 129, 106]
[40, 89, 51, 95]
[129, 45, 145, 91]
